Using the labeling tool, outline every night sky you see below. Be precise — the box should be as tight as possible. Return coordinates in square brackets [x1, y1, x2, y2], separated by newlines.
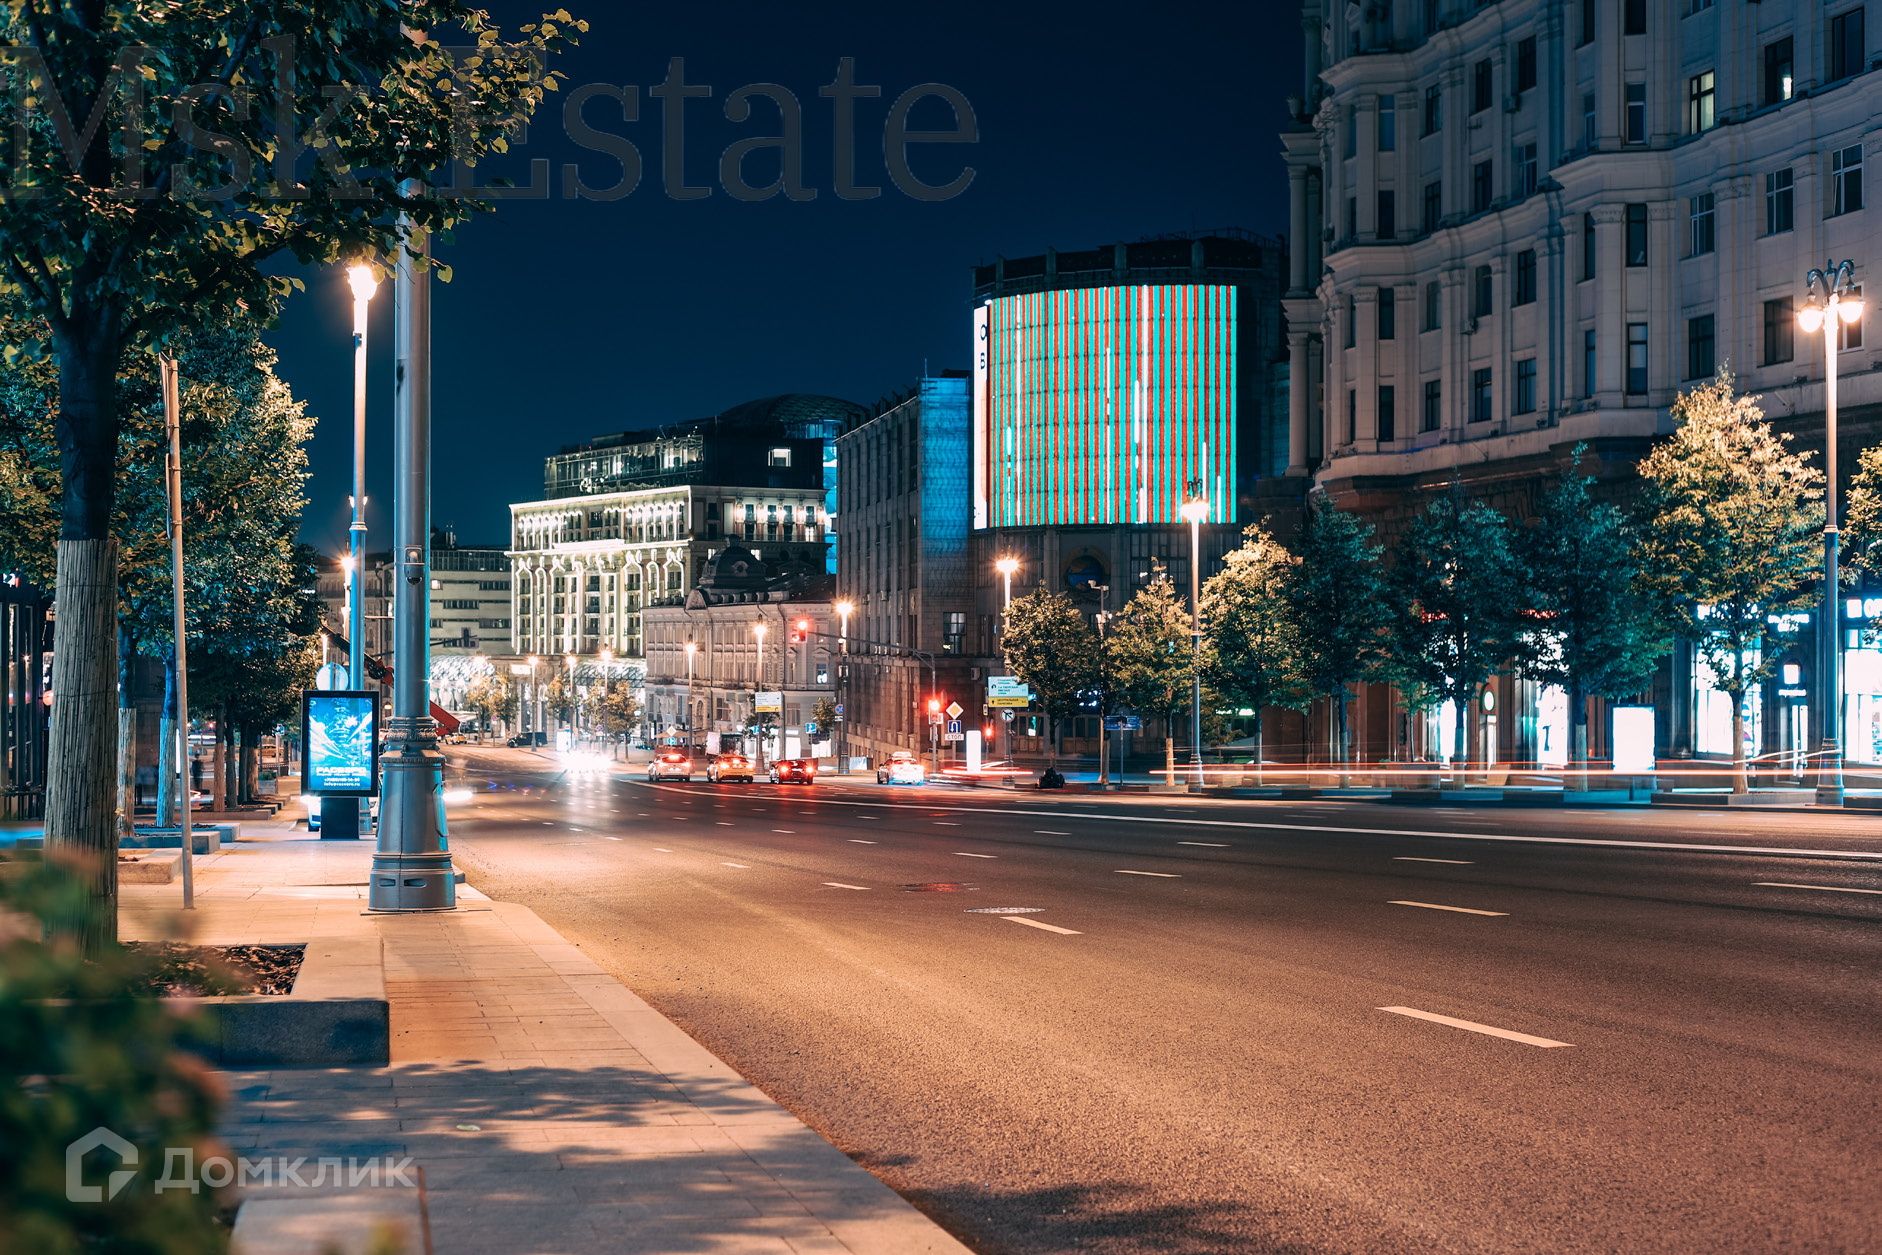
[273, 2, 1305, 552]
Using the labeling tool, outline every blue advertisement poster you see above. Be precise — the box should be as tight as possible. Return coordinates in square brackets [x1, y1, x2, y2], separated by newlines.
[300, 690, 380, 796]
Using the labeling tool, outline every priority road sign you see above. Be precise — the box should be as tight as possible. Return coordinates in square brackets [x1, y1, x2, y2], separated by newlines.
[945, 701, 964, 721]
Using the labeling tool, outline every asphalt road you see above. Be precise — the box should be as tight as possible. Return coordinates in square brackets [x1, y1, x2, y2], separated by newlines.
[441, 747, 1882, 1254]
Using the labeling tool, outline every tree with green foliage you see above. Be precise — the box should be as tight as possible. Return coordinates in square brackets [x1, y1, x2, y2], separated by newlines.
[463, 668, 517, 738]
[1202, 523, 1310, 781]
[1289, 498, 1394, 771]
[588, 684, 642, 754]
[1637, 373, 1823, 792]
[1389, 493, 1530, 776]
[0, 2, 584, 949]
[1001, 589, 1102, 765]
[809, 696, 838, 749]
[1519, 447, 1670, 788]
[1106, 565, 1199, 785]
[1842, 442, 1882, 582]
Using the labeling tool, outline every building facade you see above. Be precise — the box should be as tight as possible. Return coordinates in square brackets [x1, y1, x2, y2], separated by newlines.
[642, 546, 836, 760]
[1284, 0, 1880, 769]
[834, 374, 980, 763]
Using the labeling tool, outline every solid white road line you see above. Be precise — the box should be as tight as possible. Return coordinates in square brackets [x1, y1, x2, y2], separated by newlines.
[1754, 881, 1882, 896]
[1179, 841, 1229, 848]
[721, 862, 749, 869]
[1395, 856, 1475, 865]
[849, 838, 878, 844]
[1036, 830, 1072, 836]
[954, 852, 997, 859]
[1003, 916, 1082, 935]
[1379, 1005, 1572, 1048]
[1116, 869, 1181, 878]
[822, 882, 870, 890]
[1390, 900, 1508, 916]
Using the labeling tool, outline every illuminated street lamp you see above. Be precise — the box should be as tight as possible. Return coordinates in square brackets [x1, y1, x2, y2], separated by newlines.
[1798, 259, 1865, 806]
[1180, 493, 1210, 790]
[752, 621, 770, 769]
[684, 639, 698, 736]
[994, 556, 1020, 766]
[336, 263, 377, 841]
[833, 600, 853, 769]
[527, 654, 541, 738]
[564, 651, 577, 740]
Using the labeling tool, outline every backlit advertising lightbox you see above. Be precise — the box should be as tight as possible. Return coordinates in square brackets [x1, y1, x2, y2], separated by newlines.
[973, 284, 1238, 529]
[300, 689, 381, 796]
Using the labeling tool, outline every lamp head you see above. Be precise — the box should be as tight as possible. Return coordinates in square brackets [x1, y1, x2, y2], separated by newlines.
[834, 599, 854, 618]
[527, 654, 539, 666]
[1839, 293, 1865, 325]
[684, 640, 697, 655]
[994, 556, 1019, 577]
[1797, 302, 1826, 334]
[1180, 498, 1210, 524]
[346, 263, 379, 304]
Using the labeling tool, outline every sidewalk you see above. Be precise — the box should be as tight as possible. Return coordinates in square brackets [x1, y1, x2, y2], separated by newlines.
[120, 824, 971, 1255]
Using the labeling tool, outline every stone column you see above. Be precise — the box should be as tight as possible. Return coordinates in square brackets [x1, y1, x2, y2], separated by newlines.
[1288, 165, 1311, 292]
[1288, 328, 1313, 473]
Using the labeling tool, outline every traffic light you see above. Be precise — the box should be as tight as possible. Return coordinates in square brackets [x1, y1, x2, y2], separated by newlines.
[790, 617, 809, 645]
[927, 698, 942, 716]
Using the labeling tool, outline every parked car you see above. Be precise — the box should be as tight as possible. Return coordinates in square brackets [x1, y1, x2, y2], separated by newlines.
[646, 750, 694, 782]
[769, 758, 817, 784]
[507, 731, 547, 748]
[876, 751, 926, 785]
[706, 753, 754, 783]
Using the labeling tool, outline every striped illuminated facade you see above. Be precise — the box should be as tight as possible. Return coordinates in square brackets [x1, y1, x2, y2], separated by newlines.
[973, 284, 1238, 529]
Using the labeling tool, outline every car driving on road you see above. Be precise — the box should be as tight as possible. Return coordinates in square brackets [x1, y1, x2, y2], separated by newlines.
[706, 753, 753, 783]
[646, 750, 693, 782]
[769, 758, 817, 784]
[877, 751, 926, 785]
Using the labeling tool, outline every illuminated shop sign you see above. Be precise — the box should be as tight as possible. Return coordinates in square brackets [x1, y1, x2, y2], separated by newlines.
[972, 284, 1238, 529]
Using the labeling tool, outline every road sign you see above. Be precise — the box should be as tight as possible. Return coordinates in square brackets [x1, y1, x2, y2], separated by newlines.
[1103, 715, 1143, 732]
[755, 691, 782, 714]
[315, 662, 350, 692]
[945, 701, 964, 721]
[988, 676, 1033, 708]
[946, 718, 962, 736]
[1001, 710, 1016, 723]
[833, 703, 844, 716]
[804, 721, 818, 736]
[943, 732, 964, 744]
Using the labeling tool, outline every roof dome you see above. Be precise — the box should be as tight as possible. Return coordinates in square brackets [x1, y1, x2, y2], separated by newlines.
[712, 394, 866, 437]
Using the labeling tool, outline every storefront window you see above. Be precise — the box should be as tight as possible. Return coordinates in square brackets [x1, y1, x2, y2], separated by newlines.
[1694, 651, 1760, 759]
[1536, 686, 1569, 768]
[1843, 645, 1882, 765]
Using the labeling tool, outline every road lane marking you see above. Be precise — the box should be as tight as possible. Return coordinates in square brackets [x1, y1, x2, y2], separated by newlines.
[1035, 830, 1072, 836]
[1379, 1006, 1572, 1048]
[822, 882, 870, 890]
[1179, 841, 1229, 848]
[850, 839, 877, 844]
[934, 822, 960, 827]
[1003, 916, 1082, 935]
[721, 862, 749, 869]
[1754, 881, 1882, 896]
[1115, 869, 1181, 878]
[716, 821, 733, 826]
[772, 829, 796, 834]
[1395, 856, 1475, 865]
[1390, 900, 1507, 916]
[606, 836, 622, 841]
[954, 852, 997, 859]
[654, 847, 672, 852]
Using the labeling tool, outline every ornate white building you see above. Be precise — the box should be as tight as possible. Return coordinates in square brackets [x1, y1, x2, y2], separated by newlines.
[1284, 0, 1879, 768]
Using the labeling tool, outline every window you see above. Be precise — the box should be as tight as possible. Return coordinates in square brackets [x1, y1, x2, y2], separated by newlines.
[1625, 203, 1648, 266]
[1515, 36, 1537, 93]
[1346, 389, 1357, 443]
[1513, 142, 1538, 198]
[1841, 286, 1865, 352]
[1624, 83, 1647, 143]
[1344, 106, 1356, 159]
[1513, 249, 1536, 305]
[1832, 144, 1864, 216]
[1472, 59, 1493, 113]
[1580, 0, 1596, 46]
[1689, 192, 1715, 256]
[1684, 0, 1713, 12]
[1471, 368, 1494, 422]
[1764, 297, 1794, 364]
[1423, 83, 1443, 136]
[1423, 0, 1440, 36]
[1422, 379, 1442, 432]
[1473, 264, 1493, 318]
[1583, 328, 1598, 395]
[1626, 323, 1649, 394]
[1582, 92, 1597, 150]
[1472, 159, 1493, 212]
[1345, 293, 1357, 348]
[1378, 287, 1396, 340]
[1422, 180, 1443, 233]
[1624, 0, 1646, 36]
[1830, 8, 1866, 83]
[767, 447, 793, 468]
[1378, 385, 1397, 443]
[1687, 70, 1716, 133]
[1582, 212, 1597, 280]
[1423, 280, 1442, 331]
[1766, 167, 1794, 234]
[1763, 37, 1795, 107]
[1687, 314, 1715, 380]
[1378, 96, 1397, 152]
[1513, 358, 1537, 414]
[1377, 189, 1397, 240]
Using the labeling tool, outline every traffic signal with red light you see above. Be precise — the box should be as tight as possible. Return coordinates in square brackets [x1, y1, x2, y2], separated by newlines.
[790, 617, 809, 645]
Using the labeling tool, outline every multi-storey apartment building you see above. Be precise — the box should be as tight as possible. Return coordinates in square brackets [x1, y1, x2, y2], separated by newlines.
[1283, 0, 1879, 770]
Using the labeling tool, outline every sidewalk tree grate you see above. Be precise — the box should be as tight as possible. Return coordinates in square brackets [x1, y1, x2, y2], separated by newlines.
[965, 907, 1045, 915]
[902, 882, 978, 892]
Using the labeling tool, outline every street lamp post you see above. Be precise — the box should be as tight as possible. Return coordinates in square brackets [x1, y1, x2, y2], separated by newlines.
[995, 556, 1019, 766]
[1798, 259, 1865, 807]
[336, 263, 378, 840]
[564, 651, 578, 742]
[1092, 584, 1111, 788]
[752, 621, 769, 770]
[1181, 493, 1210, 790]
[834, 600, 853, 771]
[684, 639, 697, 746]
[369, 204, 454, 914]
[527, 654, 541, 741]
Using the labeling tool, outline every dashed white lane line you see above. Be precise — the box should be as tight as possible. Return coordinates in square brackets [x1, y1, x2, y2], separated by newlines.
[1116, 869, 1181, 878]
[822, 882, 870, 891]
[1395, 856, 1475, 865]
[934, 822, 961, 827]
[773, 829, 797, 834]
[721, 861, 749, 869]
[1179, 841, 1229, 848]
[606, 836, 622, 842]
[1379, 1006, 1572, 1048]
[1003, 916, 1082, 936]
[1390, 900, 1508, 916]
[1754, 881, 1882, 896]
[954, 852, 997, 859]
[653, 847, 672, 852]
[850, 839, 878, 844]
[716, 821, 734, 826]
[1036, 829, 1072, 836]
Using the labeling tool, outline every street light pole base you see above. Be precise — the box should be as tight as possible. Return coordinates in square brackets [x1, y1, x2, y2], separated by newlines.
[369, 715, 456, 913]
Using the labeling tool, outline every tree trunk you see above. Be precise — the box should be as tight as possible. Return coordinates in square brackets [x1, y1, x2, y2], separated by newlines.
[1730, 689, 1749, 794]
[155, 648, 178, 828]
[1163, 733, 1176, 787]
[116, 626, 137, 844]
[1252, 709, 1265, 787]
[1336, 689, 1351, 787]
[1452, 693, 1469, 786]
[1569, 685, 1590, 792]
[207, 713, 225, 811]
[221, 716, 237, 810]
